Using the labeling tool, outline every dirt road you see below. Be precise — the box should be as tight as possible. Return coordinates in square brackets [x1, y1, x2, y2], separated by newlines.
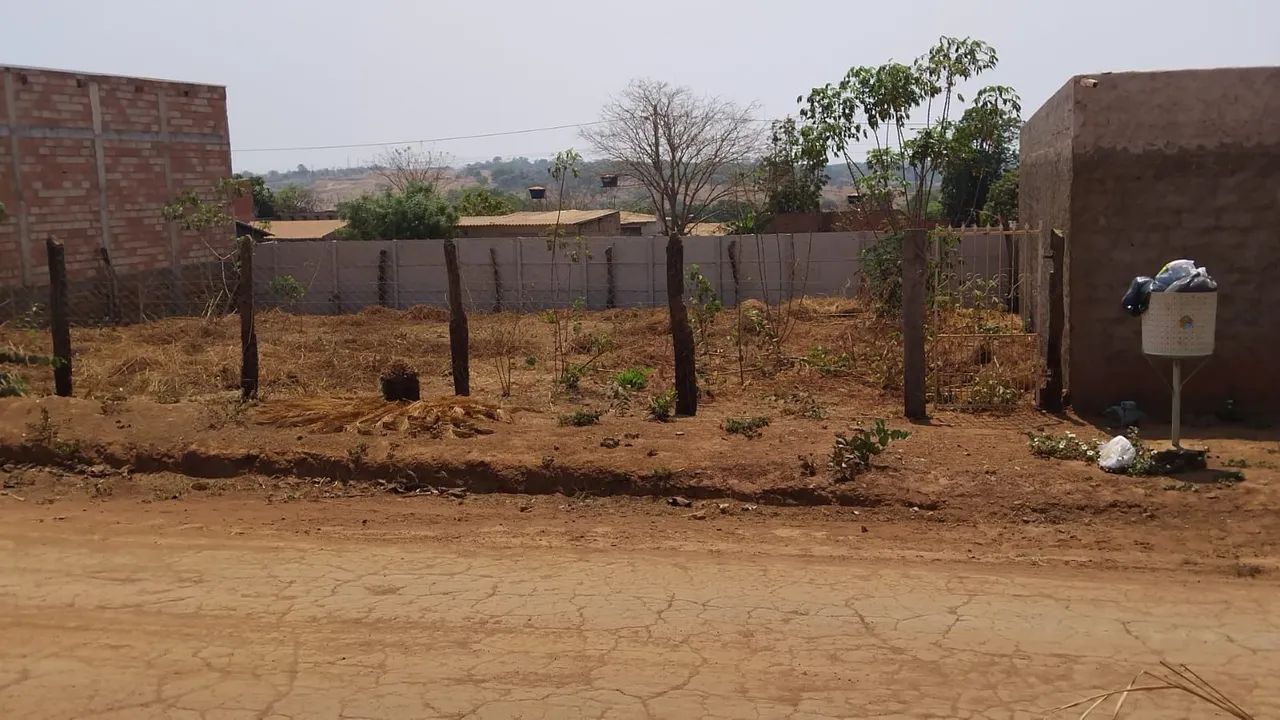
[2, 507, 1277, 720]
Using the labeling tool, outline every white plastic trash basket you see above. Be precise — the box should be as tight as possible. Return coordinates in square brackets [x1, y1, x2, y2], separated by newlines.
[1141, 291, 1217, 357]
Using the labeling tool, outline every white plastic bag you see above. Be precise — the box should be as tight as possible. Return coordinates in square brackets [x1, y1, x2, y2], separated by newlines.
[1153, 259, 1196, 290]
[1097, 436, 1136, 472]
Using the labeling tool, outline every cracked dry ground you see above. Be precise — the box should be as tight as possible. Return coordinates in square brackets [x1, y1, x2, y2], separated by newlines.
[1, 487, 1278, 720]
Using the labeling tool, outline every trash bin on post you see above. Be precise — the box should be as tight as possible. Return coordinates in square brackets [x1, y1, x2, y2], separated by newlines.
[1141, 291, 1217, 446]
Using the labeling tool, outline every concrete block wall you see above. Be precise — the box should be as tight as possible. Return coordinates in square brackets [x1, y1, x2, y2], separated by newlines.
[252, 232, 1018, 315]
[1019, 67, 1280, 416]
[0, 65, 232, 289]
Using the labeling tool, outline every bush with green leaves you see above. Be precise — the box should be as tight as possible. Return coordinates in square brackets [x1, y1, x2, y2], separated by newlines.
[804, 345, 852, 375]
[268, 274, 305, 304]
[558, 408, 603, 427]
[686, 264, 722, 347]
[829, 420, 910, 481]
[1027, 431, 1097, 461]
[337, 181, 457, 240]
[611, 367, 651, 392]
[723, 416, 770, 438]
[647, 390, 675, 422]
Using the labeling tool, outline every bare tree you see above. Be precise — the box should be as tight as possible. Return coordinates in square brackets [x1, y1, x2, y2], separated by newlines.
[372, 146, 451, 192]
[584, 80, 760, 416]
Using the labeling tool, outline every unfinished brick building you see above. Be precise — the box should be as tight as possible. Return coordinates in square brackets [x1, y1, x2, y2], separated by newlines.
[1021, 67, 1280, 416]
[0, 65, 232, 302]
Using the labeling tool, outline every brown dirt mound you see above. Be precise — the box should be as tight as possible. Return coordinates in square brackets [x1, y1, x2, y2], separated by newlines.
[256, 396, 512, 438]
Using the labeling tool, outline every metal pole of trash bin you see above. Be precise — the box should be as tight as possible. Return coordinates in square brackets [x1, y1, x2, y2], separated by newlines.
[1171, 359, 1181, 448]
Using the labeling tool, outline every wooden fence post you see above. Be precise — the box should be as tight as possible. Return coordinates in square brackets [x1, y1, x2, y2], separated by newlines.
[667, 233, 698, 416]
[902, 228, 928, 419]
[377, 249, 390, 307]
[237, 236, 258, 399]
[490, 246, 503, 312]
[443, 240, 469, 396]
[1037, 229, 1066, 412]
[98, 246, 120, 323]
[45, 238, 73, 397]
[604, 245, 616, 309]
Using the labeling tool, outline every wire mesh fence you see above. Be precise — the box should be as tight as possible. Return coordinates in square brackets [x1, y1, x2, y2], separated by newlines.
[1, 227, 1056, 411]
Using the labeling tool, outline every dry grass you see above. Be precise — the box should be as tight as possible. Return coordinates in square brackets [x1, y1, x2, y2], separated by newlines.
[0, 300, 1040, 412]
[255, 396, 513, 438]
[1042, 662, 1254, 719]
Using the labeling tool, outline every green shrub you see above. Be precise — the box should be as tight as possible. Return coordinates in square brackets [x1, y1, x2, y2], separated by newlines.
[1027, 431, 1096, 461]
[829, 420, 910, 481]
[611, 367, 651, 392]
[268, 274, 305, 304]
[647, 390, 675, 422]
[804, 345, 852, 375]
[723, 416, 770, 438]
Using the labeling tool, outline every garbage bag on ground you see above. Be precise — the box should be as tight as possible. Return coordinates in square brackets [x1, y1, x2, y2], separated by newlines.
[1104, 400, 1145, 428]
[1097, 435, 1136, 472]
[1121, 277, 1154, 316]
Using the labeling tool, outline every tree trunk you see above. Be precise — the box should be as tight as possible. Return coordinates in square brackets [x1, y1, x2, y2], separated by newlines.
[45, 238, 73, 397]
[443, 239, 469, 396]
[901, 228, 927, 419]
[666, 233, 698, 416]
[237, 236, 259, 399]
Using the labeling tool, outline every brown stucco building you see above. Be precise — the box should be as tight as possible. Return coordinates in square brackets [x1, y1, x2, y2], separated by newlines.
[0, 65, 231, 289]
[1020, 67, 1280, 416]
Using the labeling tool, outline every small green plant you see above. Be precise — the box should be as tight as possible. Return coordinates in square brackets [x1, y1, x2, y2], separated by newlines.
[524, 356, 537, 368]
[24, 407, 78, 458]
[963, 368, 1021, 408]
[558, 408, 603, 427]
[804, 345, 852, 375]
[268, 274, 305, 304]
[829, 420, 910, 481]
[687, 264, 723, 348]
[557, 366, 583, 391]
[647, 466, 674, 483]
[611, 367, 651, 392]
[1027, 431, 1097, 462]
[777, 392, 827, 420]
[723, 416, 771, 438]
[0, 371, 28, 398]
[647, 390, 675, 422]
[347, 441, 369, 466]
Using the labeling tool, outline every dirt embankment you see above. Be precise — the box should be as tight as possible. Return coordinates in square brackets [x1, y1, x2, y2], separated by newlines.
[2, 394, 1278, 575]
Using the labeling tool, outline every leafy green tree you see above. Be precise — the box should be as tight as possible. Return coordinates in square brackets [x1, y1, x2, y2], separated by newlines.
[273, 183, 321, 215]
[982, 167, 1018, 225]
[940, 86, 1021, 225]
[233, 173, 275, 218]
[336, 182, 457, 240]
[449, 186, 521, 216]
[800, 36, 1004, 230]
[758, 117, 828, 216]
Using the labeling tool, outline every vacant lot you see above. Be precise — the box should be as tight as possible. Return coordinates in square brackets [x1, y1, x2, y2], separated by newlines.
[2, 302, 1277, 573]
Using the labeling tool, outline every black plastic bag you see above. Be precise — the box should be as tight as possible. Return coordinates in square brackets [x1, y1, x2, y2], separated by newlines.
[1165, 268, 1218, 293]
[1122, 276, 1154, 316]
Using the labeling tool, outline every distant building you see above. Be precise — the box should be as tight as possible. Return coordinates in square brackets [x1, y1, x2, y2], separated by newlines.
[245, 218, 348, 241]
[455, 209, 621, 238]
[619, 211, 661, 236]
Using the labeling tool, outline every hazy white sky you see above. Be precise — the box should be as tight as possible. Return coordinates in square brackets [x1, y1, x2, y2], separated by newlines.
[6, 0, 1277, 173]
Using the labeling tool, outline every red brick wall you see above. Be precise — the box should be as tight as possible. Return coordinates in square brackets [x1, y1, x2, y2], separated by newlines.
[0, 65, 232, 288]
